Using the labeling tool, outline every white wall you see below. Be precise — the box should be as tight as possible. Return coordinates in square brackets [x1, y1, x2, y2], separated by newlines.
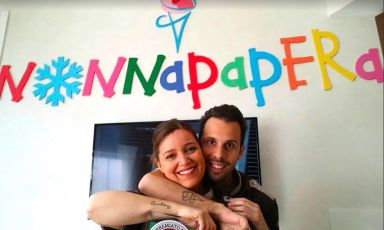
[0, 1, 382, 230]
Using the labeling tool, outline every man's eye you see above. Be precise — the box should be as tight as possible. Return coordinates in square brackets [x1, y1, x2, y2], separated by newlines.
[225, 142, 236, 149]
[206, 139, 215, 145]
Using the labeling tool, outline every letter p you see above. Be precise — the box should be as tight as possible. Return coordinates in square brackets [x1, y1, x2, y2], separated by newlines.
[249, 48, 282, 107]
[187, 52, 218, 109]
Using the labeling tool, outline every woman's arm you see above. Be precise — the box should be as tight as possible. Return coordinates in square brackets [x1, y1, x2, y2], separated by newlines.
[139, 171, 250, 230]
[87, 190, 216, 229]
[139, 170, 213, 209]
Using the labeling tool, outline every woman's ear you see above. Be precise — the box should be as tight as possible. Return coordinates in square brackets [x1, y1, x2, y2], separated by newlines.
[155, 160, 163, 173]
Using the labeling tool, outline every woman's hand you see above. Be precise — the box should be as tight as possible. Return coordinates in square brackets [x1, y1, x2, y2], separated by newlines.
[227, 198, 268, 230]
[209, 203, 250, 230]
[178, 206, 216, 230]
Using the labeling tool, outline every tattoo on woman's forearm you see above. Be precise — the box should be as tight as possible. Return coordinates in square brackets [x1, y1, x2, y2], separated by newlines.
[151, 201, 171, 209]
[182, 191, 203, 204]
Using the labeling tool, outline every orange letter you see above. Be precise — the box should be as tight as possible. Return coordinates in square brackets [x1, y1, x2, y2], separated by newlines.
[280, 36, 314, 90]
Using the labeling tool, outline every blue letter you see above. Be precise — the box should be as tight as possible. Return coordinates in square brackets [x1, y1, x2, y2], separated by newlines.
[160, 61, 185, 93]
[249, 48, 282, 106]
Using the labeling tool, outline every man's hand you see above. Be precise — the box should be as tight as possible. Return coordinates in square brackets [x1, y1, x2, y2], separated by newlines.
[227, 198, 269, 230]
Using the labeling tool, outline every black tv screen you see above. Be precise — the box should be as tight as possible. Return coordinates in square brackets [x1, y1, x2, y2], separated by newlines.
[89, 118, 261, 195]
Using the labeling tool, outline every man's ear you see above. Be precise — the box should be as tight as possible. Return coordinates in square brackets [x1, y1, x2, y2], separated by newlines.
[237, 145, 245, 161]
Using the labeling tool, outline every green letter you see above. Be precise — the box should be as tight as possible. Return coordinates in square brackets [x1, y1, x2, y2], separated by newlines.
[123, 55, 166, 96]
[221, 57, 247, 89]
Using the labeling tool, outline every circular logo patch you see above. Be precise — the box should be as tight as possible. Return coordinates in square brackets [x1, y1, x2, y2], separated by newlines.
[150, 220, 189, 230]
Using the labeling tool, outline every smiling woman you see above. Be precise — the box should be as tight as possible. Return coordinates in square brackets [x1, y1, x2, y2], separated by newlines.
[151, 119, 207, 193]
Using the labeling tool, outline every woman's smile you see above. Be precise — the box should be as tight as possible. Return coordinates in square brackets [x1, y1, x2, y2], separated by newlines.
[177, 166, 197, 176]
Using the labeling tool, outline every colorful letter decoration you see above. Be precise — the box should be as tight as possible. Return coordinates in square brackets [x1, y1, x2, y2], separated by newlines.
[355, 48, 383, 83]
[82, 57, 126, 97]
[221, 57, 248, 90]
[1, 28, 382, 108]
[123, 55, 166, 96]
[311, 29, 357, 90]
[187, 52, 218, 109]
[160, 61, 185, 93]
[0, 62, 36, 102]
[249, 48, 282, 107]
[280, 36, 314, 90]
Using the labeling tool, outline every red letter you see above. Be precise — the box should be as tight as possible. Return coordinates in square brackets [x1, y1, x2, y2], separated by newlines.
[187, 52, 218, 109]
[280, 36, 314, 90]
[0, 62, 36, 102]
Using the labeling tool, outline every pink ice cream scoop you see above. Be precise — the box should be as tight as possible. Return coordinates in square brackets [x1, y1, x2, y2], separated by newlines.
[161, 0, 197, 13]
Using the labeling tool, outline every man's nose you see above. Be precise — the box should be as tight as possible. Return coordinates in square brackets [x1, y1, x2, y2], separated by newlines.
[211, 144, 225, 159]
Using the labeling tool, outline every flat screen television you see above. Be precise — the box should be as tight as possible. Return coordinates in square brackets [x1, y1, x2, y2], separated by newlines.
[89, 118, 261, 195]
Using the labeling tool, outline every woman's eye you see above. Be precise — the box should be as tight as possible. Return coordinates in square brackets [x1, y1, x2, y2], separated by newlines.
[185, 146, 197, 153]
[165, 154, 176, 160]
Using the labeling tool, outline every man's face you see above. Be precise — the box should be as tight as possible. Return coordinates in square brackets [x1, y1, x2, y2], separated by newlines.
[201, 117, 244, 182]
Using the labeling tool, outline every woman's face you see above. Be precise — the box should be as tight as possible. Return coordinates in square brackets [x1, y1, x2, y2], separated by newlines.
[156, 129, 206, 190]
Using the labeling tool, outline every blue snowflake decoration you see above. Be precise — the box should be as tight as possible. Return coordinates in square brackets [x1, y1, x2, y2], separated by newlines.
[33, 57, 83, 106]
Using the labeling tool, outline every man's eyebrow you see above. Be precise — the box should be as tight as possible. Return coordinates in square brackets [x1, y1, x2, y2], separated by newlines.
[222, 139, 238, 144]
[226, 139, 238, 143]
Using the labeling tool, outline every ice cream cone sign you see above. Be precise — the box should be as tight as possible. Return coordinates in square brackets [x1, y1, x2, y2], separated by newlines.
[156, 0, 197, 52]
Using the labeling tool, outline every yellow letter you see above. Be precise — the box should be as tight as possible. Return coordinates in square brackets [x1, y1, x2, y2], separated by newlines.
[311, 29, 356, 90]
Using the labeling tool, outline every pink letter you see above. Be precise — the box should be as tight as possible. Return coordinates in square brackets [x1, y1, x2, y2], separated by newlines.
[82, 57, 126, 97]
[355, 48, 383, 83]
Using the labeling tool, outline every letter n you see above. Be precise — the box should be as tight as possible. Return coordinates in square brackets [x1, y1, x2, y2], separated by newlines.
[82, 57, 126, 97]
[0, 62, 36, 102]
[123, 55, 166, 96]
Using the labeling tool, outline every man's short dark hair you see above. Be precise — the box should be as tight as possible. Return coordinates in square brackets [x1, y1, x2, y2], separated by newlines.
[199, 104, 248, 146]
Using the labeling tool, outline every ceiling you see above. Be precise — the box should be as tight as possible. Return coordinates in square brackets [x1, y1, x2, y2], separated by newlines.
[0, 0, 382, 16]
